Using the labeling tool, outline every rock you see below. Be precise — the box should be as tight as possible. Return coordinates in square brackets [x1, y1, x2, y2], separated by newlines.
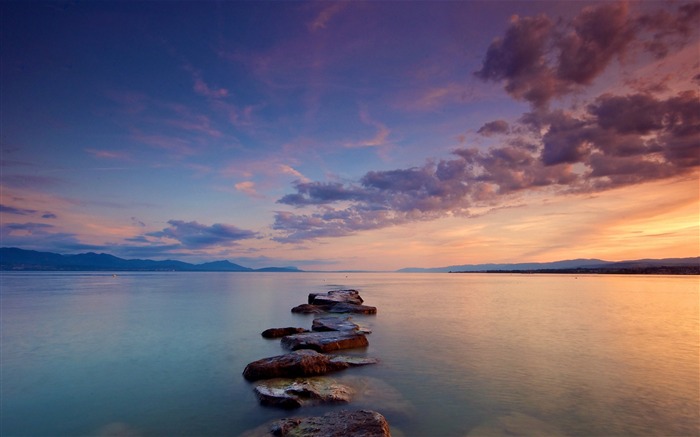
[292, 302, 377, 315]
[270, 409, 391, 437]
[262, 327, 308, 338]
[312, 316, 359, 332]
[253, 377, 354, 409]
[291, 304, 326, 314]
[309, 289, 364, 305]
[325, 302, 377, 314]
[242, 350, 377, 381]
[281, 330, 369, 352]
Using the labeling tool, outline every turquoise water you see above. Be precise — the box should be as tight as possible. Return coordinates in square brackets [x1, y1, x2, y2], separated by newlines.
[1, 272, 698, 436]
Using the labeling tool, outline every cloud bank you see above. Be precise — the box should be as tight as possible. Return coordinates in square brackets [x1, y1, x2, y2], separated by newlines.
[273, 2, 699, 243]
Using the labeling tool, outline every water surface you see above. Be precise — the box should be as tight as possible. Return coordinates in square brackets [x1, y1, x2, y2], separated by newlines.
[1, 272, 698, 436]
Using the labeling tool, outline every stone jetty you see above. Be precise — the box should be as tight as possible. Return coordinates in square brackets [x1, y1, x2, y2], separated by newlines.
[241, 288, 391, 436]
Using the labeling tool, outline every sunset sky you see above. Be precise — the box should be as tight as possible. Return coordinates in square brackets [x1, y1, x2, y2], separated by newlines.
[2, 1, 698, 270]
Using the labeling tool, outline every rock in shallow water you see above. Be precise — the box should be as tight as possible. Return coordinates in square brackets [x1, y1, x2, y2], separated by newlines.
[253, 377, 354, 409]
[281, 330, 369, 352]
[308, 289, 364, 305]
[243, 349, 378, 381]
[311, 316, 360, 332]
[261, 327, 308, 338]
[242, 409, 391, 437]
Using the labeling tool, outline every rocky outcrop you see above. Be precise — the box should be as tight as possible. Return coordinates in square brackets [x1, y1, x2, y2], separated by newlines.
[243, 349, 377, 381]
[281, 330, 368, 352]
[253, 377, 354, 409]
[262, 327, 308, 338]
[250, 410, 392, 437]
[243, 288, 390, 436]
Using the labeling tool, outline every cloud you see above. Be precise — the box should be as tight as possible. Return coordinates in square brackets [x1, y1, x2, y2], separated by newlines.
[41, 212, 58, 219]
[308, 2, 349, 32]
[275, 88, 699, 242]
[475, 2, 699, 107]
[147, 220, 258, 248]
[234, 181, 264, 198]
[345, 109, 391, 148]
[477, 120, 510, 136]
[0, 222, 105, 253]
[85, 148, 132, 161]
[0, 204, 37, 215]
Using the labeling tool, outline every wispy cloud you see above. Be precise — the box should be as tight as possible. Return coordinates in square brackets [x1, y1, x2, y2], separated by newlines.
[345, 109, 390, 148]
[308, 2, 349, 32]
[147, 220, 259, 249]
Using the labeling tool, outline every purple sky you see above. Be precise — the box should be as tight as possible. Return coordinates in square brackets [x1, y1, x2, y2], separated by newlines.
[2, 1, 698, 270]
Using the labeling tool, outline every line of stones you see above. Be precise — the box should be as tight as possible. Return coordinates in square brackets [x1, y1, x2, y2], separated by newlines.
[240, 289, 392, 437]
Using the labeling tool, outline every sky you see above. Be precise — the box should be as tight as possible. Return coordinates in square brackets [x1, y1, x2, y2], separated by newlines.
[1, 1, 698, 271]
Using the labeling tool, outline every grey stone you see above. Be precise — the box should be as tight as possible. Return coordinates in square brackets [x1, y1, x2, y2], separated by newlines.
[281, 330, 368, 352]
[262, 327, 308, 338]
[253, 377, 354, 409]
[243, 350, 377, 381]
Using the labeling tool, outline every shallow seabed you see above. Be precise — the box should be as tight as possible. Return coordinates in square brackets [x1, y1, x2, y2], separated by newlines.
[1, 272, 698, 436]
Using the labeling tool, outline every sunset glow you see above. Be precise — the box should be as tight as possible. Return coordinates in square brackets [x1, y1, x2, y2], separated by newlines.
[2, 1, 698, 270]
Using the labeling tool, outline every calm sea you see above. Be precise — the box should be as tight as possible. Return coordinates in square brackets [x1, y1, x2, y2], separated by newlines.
[1, 272, 698, 436]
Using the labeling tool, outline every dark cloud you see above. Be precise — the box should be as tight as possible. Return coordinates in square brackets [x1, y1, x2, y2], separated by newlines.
[0, 222, 104, 253]
[477, 120, 510, 136]
[556, 2, 635, 85]
[637, 2, 700, 58]
[0, 204, 37, 215]
[475, 2, 699, 107]
[475, 14, 558, 107]
[41, 212, 58, 219]
[147, 220, 258, 248]
[274, 89, 699, 242]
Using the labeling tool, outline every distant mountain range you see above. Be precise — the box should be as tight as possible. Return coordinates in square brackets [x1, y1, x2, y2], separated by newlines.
[0, 248, 301, 272]
[398, 257, 700, 274]
[1, 248, 697, 274]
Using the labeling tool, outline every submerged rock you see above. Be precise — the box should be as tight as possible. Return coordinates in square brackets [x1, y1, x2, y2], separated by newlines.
[250, 409, 391, 437]
[281, 330, 369, 352]
[243, 349, 377, 381]
[262, 327, 308, 338]
[253, 377, 354, 409]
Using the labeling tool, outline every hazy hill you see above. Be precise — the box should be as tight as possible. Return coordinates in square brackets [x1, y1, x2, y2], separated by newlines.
[0, 248, 300, 272]
[398, 257, 700, 273]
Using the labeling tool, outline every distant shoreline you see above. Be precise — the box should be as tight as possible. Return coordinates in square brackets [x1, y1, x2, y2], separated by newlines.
[451, 266, 700, 275]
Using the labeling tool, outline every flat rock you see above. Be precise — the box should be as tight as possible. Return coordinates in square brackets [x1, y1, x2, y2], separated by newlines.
[281, 330, 369, 352]
[253, 377, 354, 409]
[262, 327, 308, 338]
[292, 302, 377, 315]
[249, 409, 392, 437]
[312, 316, 359, 332]
[309, 289, 364, 305]
[325, 302, 377, 314]
[291, 304, 326, 314]
[243, 350, 377, 381]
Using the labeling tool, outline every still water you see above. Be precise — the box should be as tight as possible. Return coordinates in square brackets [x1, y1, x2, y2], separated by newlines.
[1, 272, 698, 436]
